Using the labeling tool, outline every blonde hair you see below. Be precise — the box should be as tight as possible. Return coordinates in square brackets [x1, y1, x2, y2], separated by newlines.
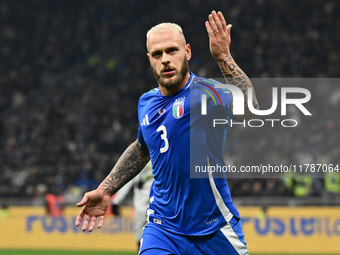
[146, 23, 187, 50]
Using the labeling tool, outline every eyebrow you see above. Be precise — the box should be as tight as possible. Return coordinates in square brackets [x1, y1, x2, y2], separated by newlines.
[151, 50, 162, 57]
[151, 46, 179, 57]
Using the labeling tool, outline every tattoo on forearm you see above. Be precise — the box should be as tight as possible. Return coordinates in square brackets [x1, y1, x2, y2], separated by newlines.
[102, 140, 150, 196]
[219, 56, 259, 115]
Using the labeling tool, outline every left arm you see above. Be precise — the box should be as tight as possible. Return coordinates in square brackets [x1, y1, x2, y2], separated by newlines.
[205, 11, 259, 118]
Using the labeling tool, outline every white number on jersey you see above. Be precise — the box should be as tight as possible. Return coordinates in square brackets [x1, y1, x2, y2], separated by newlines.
[156, 125, 169, 153]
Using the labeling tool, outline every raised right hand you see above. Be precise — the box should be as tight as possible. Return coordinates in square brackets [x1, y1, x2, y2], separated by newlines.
[205, 11, 232, 62]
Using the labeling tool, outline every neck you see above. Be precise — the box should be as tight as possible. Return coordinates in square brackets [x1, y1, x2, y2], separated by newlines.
[159, 72, 190, 96]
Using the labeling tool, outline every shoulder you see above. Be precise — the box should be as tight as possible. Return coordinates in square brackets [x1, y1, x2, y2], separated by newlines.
[139, 87, 159, 104]
[191, 75, 232, 99]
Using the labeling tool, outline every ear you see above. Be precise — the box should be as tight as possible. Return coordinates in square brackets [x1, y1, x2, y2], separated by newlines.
[185, 44, 191, 61]
[147, 52, 152, 65]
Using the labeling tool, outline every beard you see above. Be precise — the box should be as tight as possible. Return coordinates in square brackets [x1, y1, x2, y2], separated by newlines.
[151, 57, 189, 89]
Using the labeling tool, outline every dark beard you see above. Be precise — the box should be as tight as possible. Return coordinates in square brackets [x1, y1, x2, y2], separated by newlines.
[151, 57, 189, 89]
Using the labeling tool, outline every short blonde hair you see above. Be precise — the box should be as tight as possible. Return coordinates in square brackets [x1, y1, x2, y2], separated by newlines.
[146, 23, 187, 50]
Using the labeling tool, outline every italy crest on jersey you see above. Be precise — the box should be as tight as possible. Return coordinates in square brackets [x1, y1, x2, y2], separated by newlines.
[173, 97, 185, 119]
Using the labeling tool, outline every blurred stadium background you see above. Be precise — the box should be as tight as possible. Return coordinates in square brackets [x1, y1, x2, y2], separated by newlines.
[0, 0, 339, 254]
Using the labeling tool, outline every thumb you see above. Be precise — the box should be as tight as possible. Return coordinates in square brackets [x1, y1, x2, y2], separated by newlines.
[76, 194, 89, 207]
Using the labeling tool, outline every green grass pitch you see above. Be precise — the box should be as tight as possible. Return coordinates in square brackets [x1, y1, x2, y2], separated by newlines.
[1, 250, 339, 255]
[0, 251, 132, 255]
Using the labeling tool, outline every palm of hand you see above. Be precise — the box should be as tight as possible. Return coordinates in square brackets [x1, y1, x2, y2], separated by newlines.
[205, 11, 232, 61]
[83, 191, 110, 216]
[209, 32, 231, 61]
[75, 189, 111, 231]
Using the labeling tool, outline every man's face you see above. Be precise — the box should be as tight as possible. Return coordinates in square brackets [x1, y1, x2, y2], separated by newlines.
[147, 30, 191, 89]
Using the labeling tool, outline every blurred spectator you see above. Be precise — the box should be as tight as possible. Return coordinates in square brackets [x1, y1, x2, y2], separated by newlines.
[45, 193, 65, 217]
[324, 171, 340, 194]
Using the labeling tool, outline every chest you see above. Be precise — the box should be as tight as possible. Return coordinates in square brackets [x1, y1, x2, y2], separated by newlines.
[139, 93, 191, 154]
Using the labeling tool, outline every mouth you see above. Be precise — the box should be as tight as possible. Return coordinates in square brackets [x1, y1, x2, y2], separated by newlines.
[162, 68, 176, 76]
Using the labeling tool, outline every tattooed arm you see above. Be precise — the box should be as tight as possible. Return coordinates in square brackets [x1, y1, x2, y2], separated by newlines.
[101, 139, 150, 196]
[205, 11, 259, 118]
[75, 139, 150, 231]
[218, 56, 259, 118]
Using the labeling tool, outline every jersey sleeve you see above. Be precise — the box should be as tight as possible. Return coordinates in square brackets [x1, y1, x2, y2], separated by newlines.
[137, 125, 146, 146]
[137, 96, 146, 146]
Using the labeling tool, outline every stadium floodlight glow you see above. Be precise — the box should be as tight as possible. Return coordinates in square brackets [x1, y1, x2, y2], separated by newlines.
[201, 84, 312, 116]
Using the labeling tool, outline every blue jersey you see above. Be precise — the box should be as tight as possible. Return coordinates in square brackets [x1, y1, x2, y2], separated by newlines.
[137, 72, 240, 236]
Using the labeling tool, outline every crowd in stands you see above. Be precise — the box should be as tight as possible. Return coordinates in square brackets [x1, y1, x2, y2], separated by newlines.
[0, 0, 338, 201]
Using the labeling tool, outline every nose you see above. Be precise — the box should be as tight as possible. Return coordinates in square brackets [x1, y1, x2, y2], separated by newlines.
[161, 53, 170, 65]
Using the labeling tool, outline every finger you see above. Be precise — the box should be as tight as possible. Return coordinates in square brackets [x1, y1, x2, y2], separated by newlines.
[217, 11, 228, 32]
[227, 24, 232, 36]
[212, 11, 223, 32]
[205, 21, 214, 37]
[82, 215, 91, 231]
[76, 194, 88, 207]
[75, 206, 86, 227]
[97, 216, 104, 229]
[208, 13, 218, 33]
[88, 216, 97, 232]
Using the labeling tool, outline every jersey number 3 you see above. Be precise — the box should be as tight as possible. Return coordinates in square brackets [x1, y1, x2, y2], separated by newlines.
[156, 125, 169, 153]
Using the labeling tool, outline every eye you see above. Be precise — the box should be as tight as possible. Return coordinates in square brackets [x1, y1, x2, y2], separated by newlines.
[168, 48, 178, 54]
[152, 51, 162, 58]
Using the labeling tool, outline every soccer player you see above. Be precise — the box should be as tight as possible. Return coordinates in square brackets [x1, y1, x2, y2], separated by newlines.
[75, 11, 258, 255]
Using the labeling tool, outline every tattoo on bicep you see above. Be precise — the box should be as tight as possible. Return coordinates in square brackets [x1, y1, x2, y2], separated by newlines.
[103, 141, 150, 196]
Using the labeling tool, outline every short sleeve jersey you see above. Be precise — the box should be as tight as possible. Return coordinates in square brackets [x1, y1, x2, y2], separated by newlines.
[137, 72, 240, 236]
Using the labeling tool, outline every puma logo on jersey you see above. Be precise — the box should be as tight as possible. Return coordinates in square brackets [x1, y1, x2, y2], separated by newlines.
[141, 114, 150, 126]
